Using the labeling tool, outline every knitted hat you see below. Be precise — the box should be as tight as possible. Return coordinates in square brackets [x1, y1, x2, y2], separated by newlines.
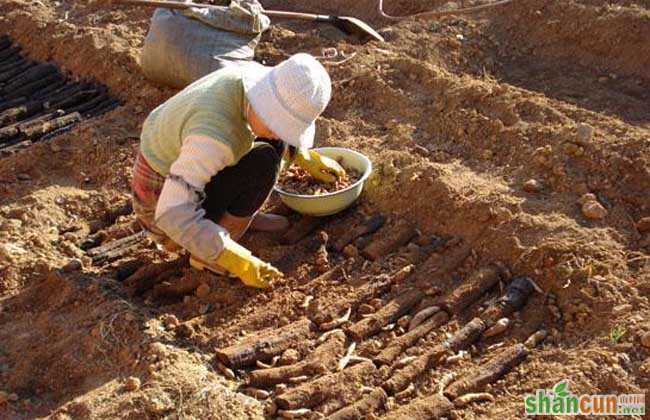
[242, 53, 331, 149]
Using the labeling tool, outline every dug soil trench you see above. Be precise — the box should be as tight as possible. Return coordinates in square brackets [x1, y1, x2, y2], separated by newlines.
[1, 0, 649, 418]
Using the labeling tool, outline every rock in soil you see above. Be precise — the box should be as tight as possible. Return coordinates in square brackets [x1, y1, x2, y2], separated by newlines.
[578, 193, 598, 205]
[195, 283, 211, 299]
[61, 258, 83, 272]
[636, 217, 650, 233]
[641, 332, 650, 348]
[162, 314, 180, 329]
[581, 200, 608, 220]
[523, 179, 542, 193]
[124, 377, 141, 392]
[640, 234, 650, 248]
[612, 304, 632, 315]
[576, 123, 594, 143]
[279, 349, 301, 366]
[358, 304, 375, 315]
[343, 244, 359, 257]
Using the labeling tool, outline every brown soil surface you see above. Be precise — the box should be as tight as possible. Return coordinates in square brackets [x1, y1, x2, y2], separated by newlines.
[1, 0, 649, 418]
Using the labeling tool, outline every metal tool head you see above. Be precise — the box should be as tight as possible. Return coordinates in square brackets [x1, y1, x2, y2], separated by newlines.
[330, 16, 385, 42]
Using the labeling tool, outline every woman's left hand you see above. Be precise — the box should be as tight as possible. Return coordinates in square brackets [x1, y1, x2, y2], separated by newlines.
[294, 149, 346, 183]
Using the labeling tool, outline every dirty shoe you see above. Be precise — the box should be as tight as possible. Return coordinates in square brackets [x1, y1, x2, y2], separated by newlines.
[250, 213, 289, 232]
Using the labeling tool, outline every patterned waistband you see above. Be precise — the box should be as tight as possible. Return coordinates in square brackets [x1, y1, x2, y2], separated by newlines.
[131, 151, 166, 237]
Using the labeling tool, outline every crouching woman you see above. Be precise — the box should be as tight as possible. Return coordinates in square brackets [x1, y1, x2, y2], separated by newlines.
[131, 54, 344, 288]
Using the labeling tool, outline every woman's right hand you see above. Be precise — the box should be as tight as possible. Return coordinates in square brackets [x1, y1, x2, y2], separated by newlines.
[293, 149, 346, 184]
[215, 238, 283, 288]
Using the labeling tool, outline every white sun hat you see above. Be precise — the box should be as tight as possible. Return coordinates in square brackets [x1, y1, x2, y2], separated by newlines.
[242, 53, 331, 149]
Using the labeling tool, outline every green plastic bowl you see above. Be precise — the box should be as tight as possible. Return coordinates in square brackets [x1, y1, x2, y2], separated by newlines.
[274, 147, 373, 217]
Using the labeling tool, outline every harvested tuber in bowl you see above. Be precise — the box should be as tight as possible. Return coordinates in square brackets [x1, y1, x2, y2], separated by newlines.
[274, 147, 372, 216]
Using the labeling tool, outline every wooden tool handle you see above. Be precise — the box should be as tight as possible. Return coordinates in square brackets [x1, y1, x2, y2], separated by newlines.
[114, 0, 197, 12]
[112, 0, 329, 21]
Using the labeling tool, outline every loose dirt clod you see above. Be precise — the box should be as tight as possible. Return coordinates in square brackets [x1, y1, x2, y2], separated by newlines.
[384, 394, 453, 419]
[123, 377, 141, 392]
[394, 383, 416, 401]
[264, 401, 278, 417]
[523, 179, 542, 193]
[61, 258, 83, 272]
[636, 217, 650, 233]
[576, 123, 594, 143]
[315, 230, 330, 273]
[194, 283, 210, 298]
[279, 349, 301, 366]
[581, 200, 608, 220]
[342, 244, 359, 258]
[640, 332, 650, 348]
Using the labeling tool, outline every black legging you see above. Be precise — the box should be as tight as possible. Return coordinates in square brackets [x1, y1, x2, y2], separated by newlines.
[201, 139, 287, 222]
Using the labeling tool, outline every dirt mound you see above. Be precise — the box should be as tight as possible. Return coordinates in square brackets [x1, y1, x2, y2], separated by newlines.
[1, 0, 649, 418]
[489, 0, 650, 82]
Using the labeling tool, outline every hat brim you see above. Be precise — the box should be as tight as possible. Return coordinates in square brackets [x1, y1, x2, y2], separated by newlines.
[242, 64, 315, 150]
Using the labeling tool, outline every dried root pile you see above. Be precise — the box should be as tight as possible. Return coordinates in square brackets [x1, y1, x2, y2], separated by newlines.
[278, 164, 361, 195]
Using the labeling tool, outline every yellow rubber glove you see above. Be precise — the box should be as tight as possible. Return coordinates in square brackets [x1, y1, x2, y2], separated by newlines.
[293, 149, 346, 184]
[215, 238, 282, 288]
